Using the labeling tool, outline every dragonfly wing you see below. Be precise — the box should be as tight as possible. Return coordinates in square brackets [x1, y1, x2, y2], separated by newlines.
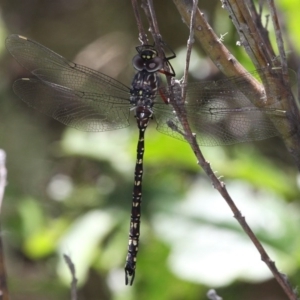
[153, 108, 186, 142]
[154, 86, 285, 146]
[13, 78, 131, 131]
[6, 34, 130, 98]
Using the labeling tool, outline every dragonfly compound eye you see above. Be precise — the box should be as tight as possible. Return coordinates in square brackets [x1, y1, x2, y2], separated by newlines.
[145, 56, 163, 72]
[132, 54, 145, 71]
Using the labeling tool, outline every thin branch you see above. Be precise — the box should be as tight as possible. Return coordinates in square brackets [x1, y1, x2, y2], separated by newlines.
[141, 0, 165, 61]
[140, 0, 156, 42]
[0, 149, 9, 300]
[131, 0, 148, 44]
[267, 0, 288, 77]
[181, 0, 198, 102]
[265, 1, 300, 131]
[224, 0, 263, 66]
[145, 0, 161, 44]
[63, 254, 78, 300]
[226, 0, 275, 67]
[141, 0, 174, 78]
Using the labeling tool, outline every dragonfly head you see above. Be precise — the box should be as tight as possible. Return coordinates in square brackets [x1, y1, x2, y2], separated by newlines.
[132, 45, 163, 73]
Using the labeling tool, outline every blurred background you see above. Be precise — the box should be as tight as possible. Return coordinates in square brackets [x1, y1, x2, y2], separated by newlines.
[0, 0, 300, 299]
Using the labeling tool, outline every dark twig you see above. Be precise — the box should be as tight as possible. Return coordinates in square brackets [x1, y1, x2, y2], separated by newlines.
[0, 149, 9, 300]
[267, 0, 288, 77]
[181, 0, 198, 102]
[145, 0, 161, 44]
[265, 1, 300, 163]
[141, 0, 174, 79]
[224, 0, 259, 65]
[63, 254, 78, 300]
[256, 1, 270, 42]
[258, 0, 263, 17]
[228, 0, 275, 67]
[140, 0, 156, 41]
[141, 0, 165, 63]
[131, 0, 148, 44]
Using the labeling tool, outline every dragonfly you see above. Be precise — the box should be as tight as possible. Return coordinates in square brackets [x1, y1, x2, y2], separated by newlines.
[6, 34, 287, 285]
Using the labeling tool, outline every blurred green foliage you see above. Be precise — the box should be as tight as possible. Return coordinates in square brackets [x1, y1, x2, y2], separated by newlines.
[0, 0, 300, 299]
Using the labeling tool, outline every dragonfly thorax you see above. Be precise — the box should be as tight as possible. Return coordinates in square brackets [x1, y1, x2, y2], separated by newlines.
[130, 71, 159, 107]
